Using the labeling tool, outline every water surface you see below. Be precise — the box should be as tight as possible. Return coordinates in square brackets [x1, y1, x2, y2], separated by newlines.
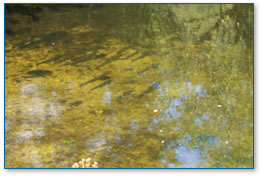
[5, 4, 253, 168]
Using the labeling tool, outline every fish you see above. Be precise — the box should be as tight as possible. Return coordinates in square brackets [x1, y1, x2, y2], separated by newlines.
[17, 39, 40, 49]
[71, 101, 83, 107]
[95, 47, 129, 69]
[119, 90, 133, 99]
[41, 31, 68, 44]
[37, 55, 65, 65]
[89, 80, 112, 92]
[17, 31, 68, 49]
[132, 51, 152, 62]
[80, 74, 110, 87]
[117, 90, 133, 103]
[72, 53, 106, 66]
[137, 64, 160, 75]
[102, 109, 117, 116]
[138, 81, 160, 98]
[120, 50, 139, 60]
[27, 70, 52, 77]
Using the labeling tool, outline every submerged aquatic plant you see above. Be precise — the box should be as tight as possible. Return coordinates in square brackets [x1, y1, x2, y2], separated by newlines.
[63, 138, 75, 146]
[72, 158, 98, 168]
[56, 51, 65, 56]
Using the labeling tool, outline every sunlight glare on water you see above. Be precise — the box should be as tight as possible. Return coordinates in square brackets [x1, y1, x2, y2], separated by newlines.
[5, 4, 253, 168]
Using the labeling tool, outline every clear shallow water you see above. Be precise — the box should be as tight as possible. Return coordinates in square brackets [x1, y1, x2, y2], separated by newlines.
[5, 4, 253, 168]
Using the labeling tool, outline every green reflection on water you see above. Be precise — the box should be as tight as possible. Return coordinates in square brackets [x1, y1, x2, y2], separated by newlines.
[5, 4, 253, 168]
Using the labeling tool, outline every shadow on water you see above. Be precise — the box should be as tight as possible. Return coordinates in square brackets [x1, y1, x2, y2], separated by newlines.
[5, 4, 253, 168]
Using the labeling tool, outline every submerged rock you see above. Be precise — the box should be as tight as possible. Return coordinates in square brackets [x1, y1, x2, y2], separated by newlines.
[20, 84, 40, 96]
[72, 158, 98, 168]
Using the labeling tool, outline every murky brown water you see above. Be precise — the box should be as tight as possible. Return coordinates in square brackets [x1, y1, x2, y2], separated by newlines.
[5, 4, 253, 168]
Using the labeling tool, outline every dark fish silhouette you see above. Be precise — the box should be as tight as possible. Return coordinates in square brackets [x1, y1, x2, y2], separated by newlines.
[80, 74, 110, 87]
[89, 80, 112, 92]
[17, 31, 67, 49]
[132, 51, 152, 62]
[71, 101, 83, 107]
[27, 70, 52, 77]
[102, 109, 117, 116]
[137, 64, 160, 75]
[138, 81, 160, 98]
[41, 31, 68, 44]
[37, 55, 65, 65]
[95, 47, 129, 69]
[72, 53, 106, 66]
[117, 90, 133, 103]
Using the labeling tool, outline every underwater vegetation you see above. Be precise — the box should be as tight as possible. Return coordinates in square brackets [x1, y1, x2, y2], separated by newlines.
[5, 4, 253, 168]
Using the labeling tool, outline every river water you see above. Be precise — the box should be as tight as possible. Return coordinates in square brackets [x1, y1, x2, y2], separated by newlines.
[5, 4, 253, 168]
